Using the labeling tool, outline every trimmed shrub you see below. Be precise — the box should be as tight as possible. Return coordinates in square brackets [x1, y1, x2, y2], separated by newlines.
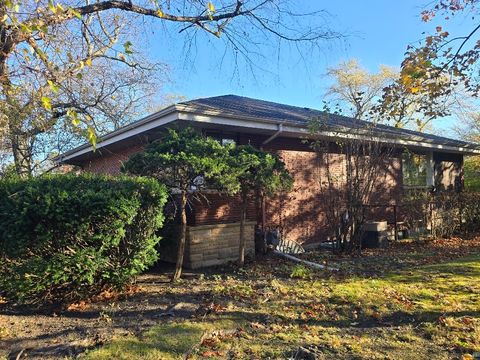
[0, 174, 167, 305]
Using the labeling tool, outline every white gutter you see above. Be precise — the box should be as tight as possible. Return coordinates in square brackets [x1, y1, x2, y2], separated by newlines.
[178, 112, 480, 155]
[58, 107, 480, 163]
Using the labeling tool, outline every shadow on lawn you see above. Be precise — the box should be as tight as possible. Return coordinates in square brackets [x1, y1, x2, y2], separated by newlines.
[2, 245, 479, 359]
[3, 329, 97, 360]
[200, 307, 480, 331]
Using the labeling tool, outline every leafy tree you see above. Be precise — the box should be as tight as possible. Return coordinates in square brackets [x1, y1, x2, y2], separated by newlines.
[0, 0, 340, 177]
[122, 128, 239, 280]
[0, 57, 161, 177]
[325, 59, 452, 132]
[385, 0, 480, 121]
[326, 59, 396, 120]
[456, 112, 480, 191]
[376, 69, 452, 132]
[0, 162, 17, 180]
[230, 145, 292, 265]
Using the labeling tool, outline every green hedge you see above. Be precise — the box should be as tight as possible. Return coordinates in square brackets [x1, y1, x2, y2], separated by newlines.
[0, 174, 167, 305]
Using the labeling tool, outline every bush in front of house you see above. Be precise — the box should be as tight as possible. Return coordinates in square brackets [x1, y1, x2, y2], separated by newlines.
[461, 192, 480, 234]
[427, 191, 480, 237]
[0, 174, 167, 305]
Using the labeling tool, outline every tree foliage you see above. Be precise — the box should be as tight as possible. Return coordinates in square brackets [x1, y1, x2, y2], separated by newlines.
[229, 144, 292, 264]
[388, 0, 480, 119]
[0, 0, 340, 177]
[456, 112, 480, 191]
[122, 128, 239, 193]
[326, 59, 396, 120]
[122, 127, 239, 280]
[325, 59, 454, 132]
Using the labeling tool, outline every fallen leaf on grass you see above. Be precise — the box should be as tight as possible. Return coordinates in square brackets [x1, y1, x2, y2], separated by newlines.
[461, 316, 475, 326]
[250, 321, 266, 330]
[201, 350, 223, 357]
[201, 337, 220, 348]
[67, 301, 90, 311]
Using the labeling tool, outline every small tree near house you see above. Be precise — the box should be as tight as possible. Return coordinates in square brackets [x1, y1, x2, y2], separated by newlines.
[122, 128, 239, 281]
[308, 114, 395, 254]
[230, 145, 293, 266]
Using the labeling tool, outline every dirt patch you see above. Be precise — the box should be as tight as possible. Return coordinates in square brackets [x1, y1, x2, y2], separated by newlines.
[0, 268, 216, 359]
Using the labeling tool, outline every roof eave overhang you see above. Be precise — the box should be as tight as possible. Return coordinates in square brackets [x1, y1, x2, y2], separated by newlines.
[58, 106, 480, 163]
[56, 105, 179, 163]
[178, 110, 480, 155]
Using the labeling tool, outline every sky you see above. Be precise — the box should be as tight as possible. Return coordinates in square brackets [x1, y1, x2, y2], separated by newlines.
[142, 0, 475, 136]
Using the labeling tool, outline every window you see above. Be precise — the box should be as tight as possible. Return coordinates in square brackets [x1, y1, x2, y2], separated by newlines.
[220, 138, 236, 146]
[204, 131, 237, 146]
[402, 152, 427, 187]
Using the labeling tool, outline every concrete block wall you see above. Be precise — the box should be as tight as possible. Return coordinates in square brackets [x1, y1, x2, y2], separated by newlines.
[184, 221, 256, 269]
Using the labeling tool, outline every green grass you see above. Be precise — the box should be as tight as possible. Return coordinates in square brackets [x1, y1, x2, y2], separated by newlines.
[83, 318, 245, 360]
[465, 177, 480, 192]
[84, 252, 480, 359]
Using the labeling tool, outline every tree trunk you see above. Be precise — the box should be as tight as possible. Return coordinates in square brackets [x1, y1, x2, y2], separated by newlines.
[238, 196, 248, 266]
[11, 133, 32, 178]
[172, 191, 187, 282]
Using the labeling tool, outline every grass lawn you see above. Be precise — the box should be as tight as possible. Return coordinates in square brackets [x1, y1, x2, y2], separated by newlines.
[82, 240, 480, 360]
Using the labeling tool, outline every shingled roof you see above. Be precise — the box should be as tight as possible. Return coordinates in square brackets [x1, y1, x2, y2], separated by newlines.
[58, 94, 480, 163]
[179, 95, 478, 150]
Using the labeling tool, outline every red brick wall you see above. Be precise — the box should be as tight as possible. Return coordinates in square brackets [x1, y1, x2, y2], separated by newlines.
[80, 138, 403, 244]
[264, 150, 333, 243]
[264, 150, 403, 243]
[190, 193, 257, 226]
[83, 145, 144, 175]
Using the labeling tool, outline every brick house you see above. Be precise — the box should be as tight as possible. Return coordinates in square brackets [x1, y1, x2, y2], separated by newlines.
[58, 95, 480, 268]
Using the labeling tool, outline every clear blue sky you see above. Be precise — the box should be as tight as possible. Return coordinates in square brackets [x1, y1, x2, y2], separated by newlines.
[144, 0, 474, 136]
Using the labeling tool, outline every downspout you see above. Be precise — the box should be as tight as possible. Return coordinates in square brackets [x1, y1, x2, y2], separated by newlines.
[426, 151, 435, 188]
[260, 123, 284, 244]
[262, 123, 284, 146]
